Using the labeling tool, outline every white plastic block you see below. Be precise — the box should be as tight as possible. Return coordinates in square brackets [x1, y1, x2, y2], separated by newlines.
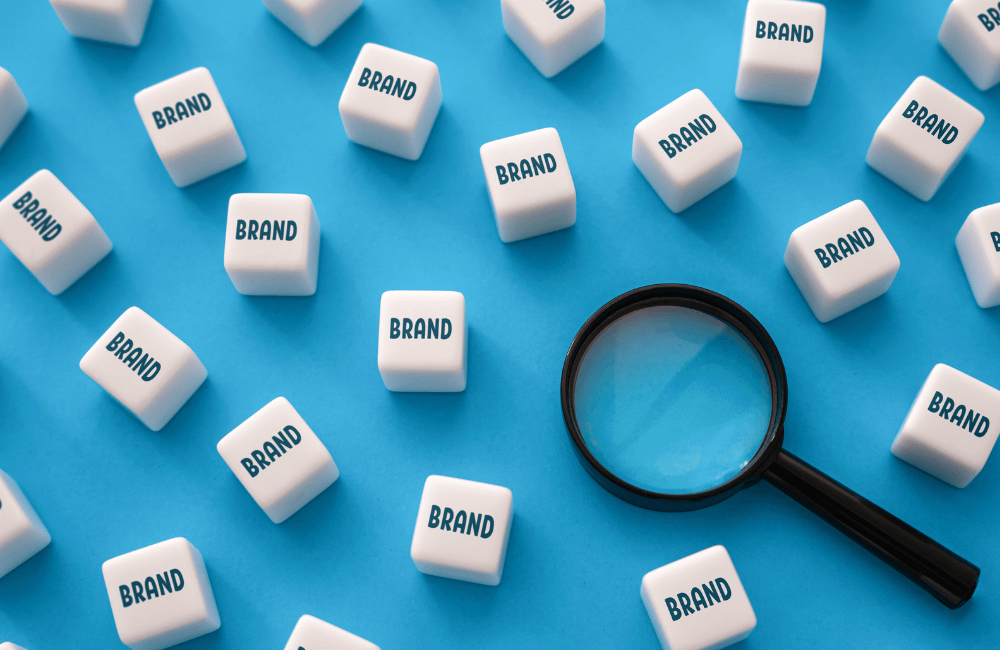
[80, 307, 207, 431]
[0, 470, 51, 579]
[480, 127, 575, 243]
[957, 203, 1000, 307]
[49, 0, 154, 47]
[784, 200, 899, 323]
[263, 0, 361, 47]
[0, 170, 113, 294]
[102, 538, 220, 650]
[338, 43, 442, 161]
[501, 0, 605, 78]
[377, 291, 467, 392]
[134, 67, 246, 187]
[224, 193, 320, 296]
[939, 1, 1000, 91]
[410, 475, 513, 586]
[866, 76, 984, 201]
[0, 643, 28, 650]
[735, 0, 826, 106]
[217, 397, 339, 524]
[633, 90, 742, 213]
[283, 615, 380, 650]
[892, 364, 1000, 488]
[641, 545, 756, 650]
[0, 67, 28, 150]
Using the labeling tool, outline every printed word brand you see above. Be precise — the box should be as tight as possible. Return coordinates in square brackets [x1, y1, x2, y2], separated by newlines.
[990, 231, 1000, 252]
[357, 68, 417, 100]
[755, 20, 815, 42]
[496, 153, 557, 185]
[901, 101, 959, 144]
[978, 4, 1000, 31]
[119, 569, 184, 608]
[390, 318, 452, 340]
[928, 391, 990, 437]
[235, 219, 298, 241]
[152, 94, 212, 129]
[814, 227, 876, 268]
[665, 578, 733, 622]
[427, 505, 495, 538]
[544, 0, 574, 19]
[659, 115, 718, 158]
[11, 191, 62, 241]
[241, 425, 304, 477]
[106, 332, 161, 382]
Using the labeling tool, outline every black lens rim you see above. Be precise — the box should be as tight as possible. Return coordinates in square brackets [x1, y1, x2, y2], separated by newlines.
[561, 284, 788, 511]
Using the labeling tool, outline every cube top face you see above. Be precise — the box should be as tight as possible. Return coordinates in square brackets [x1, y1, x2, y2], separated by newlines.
[377, 291, 467, 392]
[224, 194, 316, 273]
[787, 200, 900, 304]
[739, 0, 826, 74]
[102, 537, 220, 650]
[634, 90, 742, 189]
[956, 203, 1000, 307]
[339, 44, 440, 133]
[892, 364, 1000, 487]
[502, 0, 606, 47]
[284, 615, 381, 650]
[410, 475, 514, 586]
[217, 397, 338, 522]
[640, 545, 756, 650]
[0, 470, 52, 579]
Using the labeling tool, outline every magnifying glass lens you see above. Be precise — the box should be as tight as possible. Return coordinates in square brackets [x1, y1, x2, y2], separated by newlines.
[573, 305, 772, 495]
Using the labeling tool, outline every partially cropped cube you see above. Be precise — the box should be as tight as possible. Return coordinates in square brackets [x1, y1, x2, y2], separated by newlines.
[501, 0, 605, 78]
[377, 291, 467, 392]
[338, 44, 442, 160]
[892, 364, 1000, 488]
[0, 643, 27, 650]
[866, 76, 984, 201]
[80, 307, 207, 431]
[102, 538, 220, 650]
[0, 170, 113, 294]
[217, 397, 339, 524]
[480, 127, 575, 243]
[939, 0, 1000, 91]
[224, 193, 320, 296]
[0, 67, 28, 150]
[410, 475, 513, 586]
[283, 615, 380, 650]
[263, 0, 361, 46]
[134, 67, 246, 187]
[0, 470, 51, 579]
[735, 0, 826, 106]
[49, 0, 154, 47]
[633, 90, 742, 213]
[956, 202, 1000, 307]
[784, 200, 899, 323]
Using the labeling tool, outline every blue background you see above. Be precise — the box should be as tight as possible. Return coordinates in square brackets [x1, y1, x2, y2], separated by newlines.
[1, 0, 999, 647]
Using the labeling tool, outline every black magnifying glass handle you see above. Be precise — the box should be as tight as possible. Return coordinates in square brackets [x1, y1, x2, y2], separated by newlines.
[763, 449, 980, 609]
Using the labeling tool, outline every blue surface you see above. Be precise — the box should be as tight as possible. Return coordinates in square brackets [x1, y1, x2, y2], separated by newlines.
[1, 0, 999, 647]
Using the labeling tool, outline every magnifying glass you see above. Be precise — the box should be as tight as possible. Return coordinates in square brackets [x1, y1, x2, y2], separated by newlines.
[561, 284, 979, 609]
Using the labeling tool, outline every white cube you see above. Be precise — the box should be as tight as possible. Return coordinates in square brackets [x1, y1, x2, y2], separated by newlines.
[633, 90, 742, 214]
[263, 0, 361, 47]
[480, 127, 576, 243]
[80, 307, 207, 431]
[0, 170, 113, 295]
[223, 193, 320, 296]
[410, 475, 513, 586]
[377, 291, 467, 392]
[0, 67, 28, 150]
[134, 67, 246, 187]
[0, 644, 27, 650]
[784, 200, 900, 323]
[891, 364, 1000, 488]
[735, 0, 826, 106]
[283, 615, 380, 650]
[338, 44, 442, 161]
[939, 1, 1000, 91]
[501, 0, 605, 78]
[0, 470, 51, 580]
[956, 203, 1000, 307]
[640, 546, 756, 650]
[49, 0, 154, 47]
[102, 538, 220, 650]
[217, 397, 339, 524]
[866, 76, 984, 202]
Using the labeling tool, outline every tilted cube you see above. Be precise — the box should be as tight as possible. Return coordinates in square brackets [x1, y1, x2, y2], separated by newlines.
[262, 0, 362, 47]
[0, 470, 51, 579]
[0, 67, 28, 150]
[501, 0, 605, 78]
[939, 0, 1000, 91]
[49, 0, 154, 47]
[283, 615, 380, 650]
[956, 202, 1000, 307]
